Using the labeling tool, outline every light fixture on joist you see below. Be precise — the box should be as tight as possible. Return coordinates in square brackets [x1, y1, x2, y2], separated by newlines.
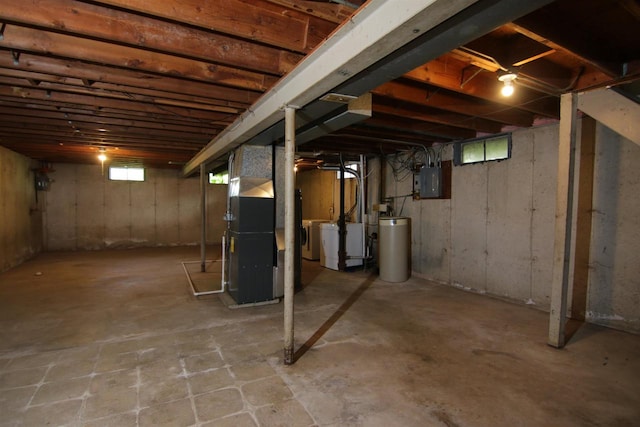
[498, 72, 517, 97]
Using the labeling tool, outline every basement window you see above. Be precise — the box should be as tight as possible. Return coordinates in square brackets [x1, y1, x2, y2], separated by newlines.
[209, 172, 229, 184]
[109, 166, 145, 182]
[453, 134, 512, 166]
[337, 163, 358, 179]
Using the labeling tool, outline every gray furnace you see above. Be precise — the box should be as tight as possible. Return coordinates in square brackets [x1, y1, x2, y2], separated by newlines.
[228, 177, 274, 304]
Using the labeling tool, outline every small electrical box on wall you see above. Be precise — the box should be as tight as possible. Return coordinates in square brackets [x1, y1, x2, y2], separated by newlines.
[35, 172, 51, 191]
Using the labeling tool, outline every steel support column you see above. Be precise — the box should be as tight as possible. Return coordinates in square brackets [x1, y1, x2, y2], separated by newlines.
[284, 106, 297, 364]
[200, 163, 207, 272]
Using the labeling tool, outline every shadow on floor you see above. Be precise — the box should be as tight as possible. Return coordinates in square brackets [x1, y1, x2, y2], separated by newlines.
[293, 272, 377, 363]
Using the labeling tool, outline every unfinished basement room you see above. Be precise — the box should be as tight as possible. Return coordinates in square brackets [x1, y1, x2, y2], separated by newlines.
[1, 0, 639, 426]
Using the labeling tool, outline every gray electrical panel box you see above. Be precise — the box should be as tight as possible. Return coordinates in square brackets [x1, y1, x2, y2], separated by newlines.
[418, 166, 442, 198]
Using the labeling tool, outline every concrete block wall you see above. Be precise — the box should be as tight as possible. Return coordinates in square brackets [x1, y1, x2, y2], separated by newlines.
[385, 122, 640, 334]
[0, 146, 43, 271]
[588, 125, 640, 332]
[44, 164, 227, 251]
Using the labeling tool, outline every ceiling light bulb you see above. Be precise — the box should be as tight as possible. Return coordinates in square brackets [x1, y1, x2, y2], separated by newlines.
[98, 148, 107, 162]
[498, 72, 517, 97]
[501, 80, 514, 97]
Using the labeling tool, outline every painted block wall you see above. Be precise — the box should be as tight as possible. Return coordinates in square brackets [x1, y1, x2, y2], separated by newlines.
[0, 146, 43, 271]
[44, 164, 227, 251]
[385, 122, 640, 334]
[588, 125, 640, 332]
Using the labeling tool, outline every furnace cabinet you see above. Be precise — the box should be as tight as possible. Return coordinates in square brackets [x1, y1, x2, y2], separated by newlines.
[228, 177, 275, 304]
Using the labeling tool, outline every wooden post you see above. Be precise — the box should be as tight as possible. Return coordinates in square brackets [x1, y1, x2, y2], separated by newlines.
[548, 93, 578, 348]
[570, 116, 596, 321]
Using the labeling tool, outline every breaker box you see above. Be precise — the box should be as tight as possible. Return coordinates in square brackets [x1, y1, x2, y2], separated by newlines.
[415, 166, 442, 198]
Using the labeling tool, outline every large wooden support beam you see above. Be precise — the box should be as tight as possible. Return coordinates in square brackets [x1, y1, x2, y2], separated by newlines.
[570, 116, 596, 322]
[548, 92, 578, 349]
[577, 88, 640, 147]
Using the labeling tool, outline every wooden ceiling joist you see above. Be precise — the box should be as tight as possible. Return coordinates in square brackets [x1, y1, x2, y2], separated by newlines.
[0, 97, 229, 129]
[0, 52, 261, 105]
[0, 86, 234, 120]
[0, 0, 302, 76]
[372, 98, 504, 134]
[0, 126, 207, 148]
[403, 55, 560, 118]
[0, 116, 216, 142]
[373, 81, 535, 128]
[0, 108, 220, 135]
[0, 0, 636, 168]
[89, 0, 339, 53]
[365, 113, 476, 140]
[0, 76, 247, 115]
[0, 67, 255, 111]
[0, 26, 276, 92]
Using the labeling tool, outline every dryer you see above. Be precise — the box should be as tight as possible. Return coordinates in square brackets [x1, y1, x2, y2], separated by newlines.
[302, 219, 329, 260]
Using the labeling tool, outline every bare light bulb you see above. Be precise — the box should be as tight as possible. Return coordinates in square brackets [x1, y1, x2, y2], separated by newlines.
[98, 149, 107, 175]
[498, 72, 517, 97]
[501, 81, 514, 97]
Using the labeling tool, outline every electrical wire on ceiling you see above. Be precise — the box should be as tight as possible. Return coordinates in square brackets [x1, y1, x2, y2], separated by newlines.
[386, 148, 417, 182]
[385, 144, 442, 182]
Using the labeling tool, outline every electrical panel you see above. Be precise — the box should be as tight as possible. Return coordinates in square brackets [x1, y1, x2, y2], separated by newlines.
[35, 173, 51, 191]
[419, 166, 442, 198]
[413, 166, 442, 199]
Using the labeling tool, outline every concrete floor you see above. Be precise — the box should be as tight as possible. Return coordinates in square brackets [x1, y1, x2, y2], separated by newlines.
[0, 247, 639, 427]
